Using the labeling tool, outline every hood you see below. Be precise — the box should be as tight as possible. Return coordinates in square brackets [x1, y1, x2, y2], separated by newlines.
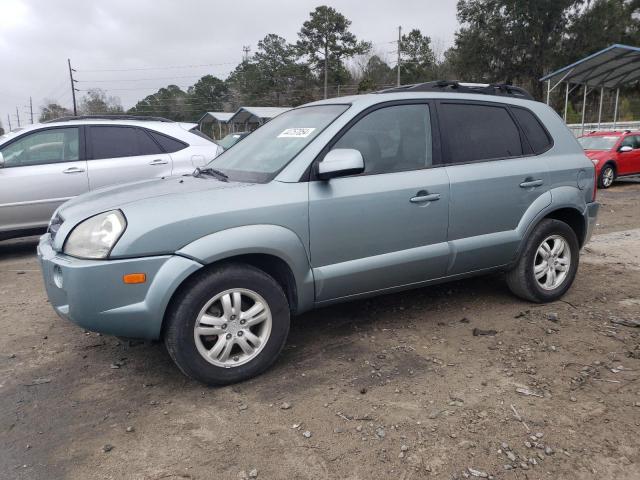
[53, 175, 251, 249]
[583, 149, 612, 163]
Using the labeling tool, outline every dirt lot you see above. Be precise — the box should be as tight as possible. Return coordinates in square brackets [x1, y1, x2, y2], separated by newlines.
[1, 179, 639, 480]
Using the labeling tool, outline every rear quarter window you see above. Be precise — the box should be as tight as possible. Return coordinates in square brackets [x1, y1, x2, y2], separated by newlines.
[147, 130, 188, 153]
[511, 107, 552, 154]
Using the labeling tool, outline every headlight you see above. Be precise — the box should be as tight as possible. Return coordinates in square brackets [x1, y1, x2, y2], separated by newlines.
[64, 210, 127, 259]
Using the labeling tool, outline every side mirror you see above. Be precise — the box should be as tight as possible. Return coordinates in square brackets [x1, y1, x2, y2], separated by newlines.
[0, 152, 4, 168]
[619, 145, 633, 153]
[317, 148, 364, 180]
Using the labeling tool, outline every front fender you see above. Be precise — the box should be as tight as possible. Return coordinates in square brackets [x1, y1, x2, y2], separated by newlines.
[176, 224, 315, 314]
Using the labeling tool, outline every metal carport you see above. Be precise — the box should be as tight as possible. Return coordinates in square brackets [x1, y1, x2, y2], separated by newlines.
[540, 44, 640, 135]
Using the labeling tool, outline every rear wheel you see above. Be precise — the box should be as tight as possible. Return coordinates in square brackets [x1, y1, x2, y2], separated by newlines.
[598, 164, 615, 188]
[164, 263, 290, 385]
[506, 219, 579, 303]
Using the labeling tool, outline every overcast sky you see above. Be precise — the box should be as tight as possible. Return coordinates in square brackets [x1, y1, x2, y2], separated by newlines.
[0, 0, 458, 129]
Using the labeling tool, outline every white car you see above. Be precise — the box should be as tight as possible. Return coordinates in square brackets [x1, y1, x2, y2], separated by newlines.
[0, 116, 222, 241]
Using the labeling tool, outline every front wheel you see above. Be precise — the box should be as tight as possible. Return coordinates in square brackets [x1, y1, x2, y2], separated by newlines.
[598, 164, 615, 188]
[505, 219, 579, 303]
[164, 263, 290, 385]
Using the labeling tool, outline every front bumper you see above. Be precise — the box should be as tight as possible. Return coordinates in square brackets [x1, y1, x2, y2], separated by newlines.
[584, 201, 600, 245]
[37, 233, 202, 339]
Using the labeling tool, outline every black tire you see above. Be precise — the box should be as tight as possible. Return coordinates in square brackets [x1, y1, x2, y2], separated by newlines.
[164, 263, 290, 386]
[505, 219, 579, 303]
[598, 163, 616, 189]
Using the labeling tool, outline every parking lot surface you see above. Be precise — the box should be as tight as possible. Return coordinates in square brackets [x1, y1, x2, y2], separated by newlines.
[1, 179, 639, 480]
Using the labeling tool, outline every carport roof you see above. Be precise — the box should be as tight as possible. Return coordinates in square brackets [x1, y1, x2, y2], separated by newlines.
[198, 111, 234, 124]
[540, 44, 640, 88]
[230, 106, 291, 123]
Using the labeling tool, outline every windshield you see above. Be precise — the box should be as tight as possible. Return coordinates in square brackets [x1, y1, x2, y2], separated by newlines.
[578, 135, 619, 151]
[208, 104, 349, 182]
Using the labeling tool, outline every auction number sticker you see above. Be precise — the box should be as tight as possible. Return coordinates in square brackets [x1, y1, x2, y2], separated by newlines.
[278, 127, 316, 138]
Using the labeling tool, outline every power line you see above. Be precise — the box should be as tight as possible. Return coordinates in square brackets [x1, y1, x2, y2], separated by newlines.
[77, 61, 239, 73]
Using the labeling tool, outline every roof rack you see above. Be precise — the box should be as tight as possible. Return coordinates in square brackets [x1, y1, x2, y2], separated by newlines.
[43, 115, 175, 124]
[377, 80, 535, 101]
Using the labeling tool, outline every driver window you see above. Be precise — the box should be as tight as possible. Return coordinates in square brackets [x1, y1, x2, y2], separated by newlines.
[0, 128, 80, 167]
[331, 104, 431, 175]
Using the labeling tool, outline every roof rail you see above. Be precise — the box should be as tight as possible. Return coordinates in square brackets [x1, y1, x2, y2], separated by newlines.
[43, 115, 175, 124]
[377, 80, 535, 101]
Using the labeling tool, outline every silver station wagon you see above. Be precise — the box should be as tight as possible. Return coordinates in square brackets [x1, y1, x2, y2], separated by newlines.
[0, 116, 221, 241]
[38, 82, 599, 385]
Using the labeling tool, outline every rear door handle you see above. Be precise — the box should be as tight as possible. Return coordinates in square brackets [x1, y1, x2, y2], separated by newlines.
[519, 179, 544, 188]
[410, 192, 441, 203]
[62, 167, 85, 174]
[149, 159, 169, 165]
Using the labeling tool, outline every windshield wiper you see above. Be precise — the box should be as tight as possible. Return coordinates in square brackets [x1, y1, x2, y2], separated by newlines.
[193, 167, 229, 182]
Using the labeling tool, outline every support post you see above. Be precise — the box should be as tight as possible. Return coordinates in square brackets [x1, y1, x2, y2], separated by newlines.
[581, 84, 588, 136]
[7, 114, 11, 131]
[15, 107, 20, 128]
[397, 26, 401, 87]
[597, 87, 604, 130]
[546, 80, 551, 105]
[564, 82, 570, 122]
[613, 88, 620, 130]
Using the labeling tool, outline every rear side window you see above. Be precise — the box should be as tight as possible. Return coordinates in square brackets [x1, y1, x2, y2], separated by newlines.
[439, 103, 523, 164]
[511, 107, 552, 154]
[89, 126, 163, 159]
[148, 130, 188, 153]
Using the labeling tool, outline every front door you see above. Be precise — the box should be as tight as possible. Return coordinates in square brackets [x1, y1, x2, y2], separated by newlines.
[309, 103, 450, 302]
[617, 135, 640, 175]
[0, 126, 88, 233]
[86, 125, 172, 190]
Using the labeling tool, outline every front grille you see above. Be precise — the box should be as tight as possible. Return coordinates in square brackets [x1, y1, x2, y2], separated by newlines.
[48, 214, 63, 240]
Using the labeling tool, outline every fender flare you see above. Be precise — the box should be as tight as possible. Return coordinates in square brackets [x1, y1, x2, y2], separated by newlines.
[513, 187, 588, 263]
[176, 224, 315, 313]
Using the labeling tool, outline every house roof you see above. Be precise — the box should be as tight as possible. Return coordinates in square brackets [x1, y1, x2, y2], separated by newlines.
[540, 44, 640, 88]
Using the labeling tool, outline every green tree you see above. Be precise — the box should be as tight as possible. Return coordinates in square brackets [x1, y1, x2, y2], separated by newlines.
[449, 0, 582, 99]
[296, 5, 371, 98]
[357, 55, 394, 92]
[79, 88, 123, 115]
[226, 60, 270, 108]
[128, 85, 191, 120]
[400, 29, 437, 84]
[253, 34, 314, 105]
[188, 75, 228, 112]
[39, 101, 72, 122]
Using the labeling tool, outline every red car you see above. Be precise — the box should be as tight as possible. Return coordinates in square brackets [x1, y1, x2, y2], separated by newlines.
[578, 130, 640, 188]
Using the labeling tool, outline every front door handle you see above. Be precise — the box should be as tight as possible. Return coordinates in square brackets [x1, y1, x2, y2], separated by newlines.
[62, 167, 85, 174]
[410, 192, 441, 203]
[519, 179, 544, 188]
[149, 159, 169, 166]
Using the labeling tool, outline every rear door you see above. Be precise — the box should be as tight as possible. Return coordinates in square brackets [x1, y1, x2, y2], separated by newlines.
[0, 126, 88, 233]
[86, 125, 172, 190]
[437, 101, 551, 274]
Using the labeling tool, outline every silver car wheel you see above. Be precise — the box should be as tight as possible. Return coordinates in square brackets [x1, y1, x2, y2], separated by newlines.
[194, 288, 272, 368]
[602, 166, 614, 187]
[533, 235, 571, 291]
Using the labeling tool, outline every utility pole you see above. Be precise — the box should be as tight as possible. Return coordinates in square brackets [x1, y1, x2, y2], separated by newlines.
[29, 96, 34, 124]
[324, 9, 329, 99]
[397, 26, 402, 87]
[242, 46, 251, 62]
[7, 114, 11, 131]
[68, 58, 78, 116]
[15, 107, 20, 128]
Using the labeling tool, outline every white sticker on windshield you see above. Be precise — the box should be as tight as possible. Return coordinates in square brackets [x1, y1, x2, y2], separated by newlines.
[278, 127, 316, 138]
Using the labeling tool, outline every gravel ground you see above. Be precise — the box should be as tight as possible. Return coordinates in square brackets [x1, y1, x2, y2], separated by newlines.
[1, 178, 639, 480]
